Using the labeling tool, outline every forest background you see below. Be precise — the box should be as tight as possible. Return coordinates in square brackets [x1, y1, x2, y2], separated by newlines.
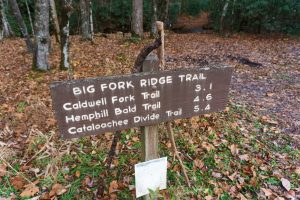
[2, 0, 300, 36]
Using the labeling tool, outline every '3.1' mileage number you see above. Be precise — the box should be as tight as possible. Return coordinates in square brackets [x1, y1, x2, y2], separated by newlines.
[193, 83, 213, 112]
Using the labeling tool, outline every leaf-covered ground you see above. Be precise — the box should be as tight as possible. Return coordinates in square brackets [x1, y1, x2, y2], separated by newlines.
[0, 33, 299, 199]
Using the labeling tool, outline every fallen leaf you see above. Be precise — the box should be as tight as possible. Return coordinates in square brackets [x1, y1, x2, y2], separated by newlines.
[224, 107, 230, 112]
[49, 184, 67, 197]
[24, 180, 39, 188]
[204, 195, 213, 200]
[285, 190, 296, 199]
[109, 180, 118, 194]
[261, 188, 273, 197]
[110, 193, 117, 200]
[266, 119, 278, 125]
[266, 92, 275, 97]
[167, 161, 171, 169]
[75, 170, 81, 178]
[202, 142, 214, 151]
[237, 176, 245, 184]
[104, 132, 112, 140]
[250, 177, 258, 187]
[228, 172, 237, 181]
[10, 176, 25, 190]
[173, 164, 180, 171]
[166, 142, 172, 148]
[281, 178, 291, 191]
[251, 165, 257, 177]
[174, 119, 181, 125]
[0, 141, 7, 147]
[203, 114, 211, 118]
[32, 195, 43, 200]
[229, 185, 237, 194]
[128, 185, 135, 190]
[243, 165, 253, 175]
[46, 118, 56, 126]
[295, 166, 300, 175]
[20, 185, 39, 197]
[212, 139, 227, 147]
[259, 165, 269, 171]
[212, 172, 222, 179]
[132, 136, 139, 142]
[230, 144, 239, 156]
[273, 171, 284, 179]
[193, 158, 204, 169]
[239, 154, 250, 161]
[261, 116, 268, 122]
[0, 163, 7, 177]
[29, 168, 40, 174]
[259, 174, 269, 179]
[213, 187, 223, 195]
[81, 176, 91, 187]
[238, 193, 247, 200]
[231, 122, 239, 129]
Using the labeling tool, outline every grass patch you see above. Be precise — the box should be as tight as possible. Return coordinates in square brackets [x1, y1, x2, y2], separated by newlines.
[2, 103, 299, 199]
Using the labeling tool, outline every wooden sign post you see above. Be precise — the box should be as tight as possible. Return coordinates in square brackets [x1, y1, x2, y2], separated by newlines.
[141, 54, 160, 162]
[50, 63, 233, 198]
[140, 54, 160, 200]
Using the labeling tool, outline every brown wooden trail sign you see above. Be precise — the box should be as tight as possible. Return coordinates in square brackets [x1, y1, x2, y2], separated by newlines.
[50, 65, 233, 139]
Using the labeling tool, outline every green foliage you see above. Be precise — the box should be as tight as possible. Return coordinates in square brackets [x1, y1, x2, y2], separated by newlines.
[4, 0, 300, 37]
[17, 101, 27, 113]
[220, 192, 232, 200]
[6, 0, 35, 36]
[82, 0, 133, 33]
[182, 0, 209, 16]
[0, 176, 17, 198]
[148, 188, 163, 199]
[208, 0, 300, 34]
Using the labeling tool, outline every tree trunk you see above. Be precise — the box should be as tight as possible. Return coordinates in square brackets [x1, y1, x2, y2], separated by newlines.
[132, 0, 143, 38]
[164, 0, 169, 26]
[79, 0, 93, 41]
[0, 0, 3, 40]
[230, 0, 236, 31]
[150, 0, 157, 37]
[220, 0, 230, 32]
[180, 0, 185, 14]
[9, 0, 33, 52]
[79, 0, 88, 39]
[25, 0, 34, 35]
[89, 0, 93, 41]
[60, 0, 72, 70]
[49, 0, 60, 43]
[1, 0, 13, 39]
[32, 0, 50, 71]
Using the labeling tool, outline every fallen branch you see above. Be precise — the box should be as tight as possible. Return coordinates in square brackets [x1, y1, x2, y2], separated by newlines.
[0, 154, 34, 185]
[227, 55, 262, 68]
[132, 37, 162, 73]
[166, 122, 191, 187]
[106, 130, 121, 170]
[156, 21, 191, 187]
[25, 131, 55, 165]
[103, 37, 162, 199]
[107, 36, 162, 171]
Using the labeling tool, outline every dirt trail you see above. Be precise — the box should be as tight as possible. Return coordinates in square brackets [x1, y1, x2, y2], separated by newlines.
[165, 33, 300, 134]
